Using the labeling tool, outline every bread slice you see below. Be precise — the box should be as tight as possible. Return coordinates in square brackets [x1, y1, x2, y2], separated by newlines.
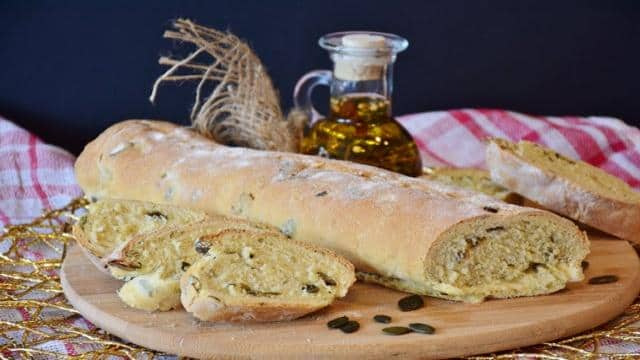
[180, 229, 356, 322]
[72, 198, 208, 273]
[421, 167, 523, 204]
[486, 138, 640, 244]
[104, 218, 280, 311]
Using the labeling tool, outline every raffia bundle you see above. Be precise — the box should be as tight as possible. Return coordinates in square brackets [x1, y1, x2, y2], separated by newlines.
[149, 19, 301, 152]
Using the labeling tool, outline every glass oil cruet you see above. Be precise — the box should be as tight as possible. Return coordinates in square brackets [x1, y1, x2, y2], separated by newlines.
[294, 31, 422, 176]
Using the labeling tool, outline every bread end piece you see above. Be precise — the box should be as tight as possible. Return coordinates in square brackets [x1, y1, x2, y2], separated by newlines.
[362, 211, 589, 303]
[486, 138, 640, 243]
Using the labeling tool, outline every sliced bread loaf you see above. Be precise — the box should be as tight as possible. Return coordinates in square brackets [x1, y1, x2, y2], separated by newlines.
[421, 167, 523, 204]
[486, 139, 640, 244]
[72, 198, 207, 273]
[105, 218, 280, 311]
[76, 120, 590, 303]
[181, 229, 356, 322]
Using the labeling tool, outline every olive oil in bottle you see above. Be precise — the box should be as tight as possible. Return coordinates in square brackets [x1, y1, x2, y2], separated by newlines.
[301, 94, 422, 176]
[294, 32, 422, 176]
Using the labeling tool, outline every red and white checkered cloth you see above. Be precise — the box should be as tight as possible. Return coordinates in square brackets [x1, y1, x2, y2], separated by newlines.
[399, 109, 640, 190]
[0, 117, 81, 226]
[1, 111, 640, 356]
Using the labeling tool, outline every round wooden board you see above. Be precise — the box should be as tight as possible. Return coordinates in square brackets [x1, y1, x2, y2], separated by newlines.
[61, 238, 640, 359]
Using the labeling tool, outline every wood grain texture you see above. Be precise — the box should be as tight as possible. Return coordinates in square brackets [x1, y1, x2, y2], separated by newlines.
[61, 238, 640, 359]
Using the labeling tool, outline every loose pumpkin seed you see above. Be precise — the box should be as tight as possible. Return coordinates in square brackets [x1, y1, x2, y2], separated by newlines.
[382, 326, 412, 335]
[408, 323, 435, 334]
[398, 294, 424, 311]
[373, 315, 391, 323]
[327, 316, 349, 329]
[340, 320, 360, 334]
[589, 275, 618, 285]
[581, 260, 589, 270]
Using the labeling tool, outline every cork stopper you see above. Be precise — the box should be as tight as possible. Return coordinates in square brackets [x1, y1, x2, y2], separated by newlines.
[334, 34, 389, 81]
[341, 34, 387, 49]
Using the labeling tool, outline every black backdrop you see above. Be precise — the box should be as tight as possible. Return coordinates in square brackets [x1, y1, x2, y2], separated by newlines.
[1, 0, 639, 154]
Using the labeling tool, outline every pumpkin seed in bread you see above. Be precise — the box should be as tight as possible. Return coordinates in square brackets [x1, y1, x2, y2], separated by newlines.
[72, 199, 207, 274]
[105, 218, 280, 311]
[486, 139, 640, 244]
[181, 229, 355, 322]
[421, 167, 523, 204]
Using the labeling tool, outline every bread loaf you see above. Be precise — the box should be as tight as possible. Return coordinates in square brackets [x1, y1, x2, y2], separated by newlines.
[181, 229, 355, 322]
[76, 120, 589, 303]
[486, 139, 640, 244]
[72, 198, 207, 274]
[105, 218, 279, 311]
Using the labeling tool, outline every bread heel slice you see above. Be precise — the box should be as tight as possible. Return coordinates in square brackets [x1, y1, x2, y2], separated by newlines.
[180, 229, 356, 322]
[486, 138, 640, 243]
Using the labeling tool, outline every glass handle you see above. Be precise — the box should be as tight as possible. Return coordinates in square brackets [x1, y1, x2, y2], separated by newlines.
[293, 70, 332, 125]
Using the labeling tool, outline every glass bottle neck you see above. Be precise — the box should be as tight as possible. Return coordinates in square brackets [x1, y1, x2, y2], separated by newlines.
[330, 62, 395, 118]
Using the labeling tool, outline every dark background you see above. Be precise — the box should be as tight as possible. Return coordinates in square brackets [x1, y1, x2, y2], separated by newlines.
[1, 0, 639, 154]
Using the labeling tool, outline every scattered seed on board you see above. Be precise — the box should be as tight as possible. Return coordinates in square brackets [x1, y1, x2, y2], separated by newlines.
[408, 323, 435, 334]
[373, 315, 392, 323]
[398, 294, 424, 311]
[581, 260, 589, 270]
[588, 275, 618, 285]
[382, 326, 412, 335]
[327, 316, 349, 329]
[340, 320, 360, 333]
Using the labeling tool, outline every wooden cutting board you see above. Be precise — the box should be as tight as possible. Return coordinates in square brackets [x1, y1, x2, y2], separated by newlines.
[61, 237, 640, 359]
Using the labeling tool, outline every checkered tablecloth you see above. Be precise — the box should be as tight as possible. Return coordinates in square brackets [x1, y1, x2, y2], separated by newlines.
[0, 117, 81, 226]
[2, 111, 640, 357]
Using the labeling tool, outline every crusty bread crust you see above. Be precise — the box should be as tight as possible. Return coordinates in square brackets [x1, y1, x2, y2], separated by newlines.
[487, 140, 640, 244]
[183, 297, 320, 322]
[75, 120, 588, 300]
[180, 228, 356, 322]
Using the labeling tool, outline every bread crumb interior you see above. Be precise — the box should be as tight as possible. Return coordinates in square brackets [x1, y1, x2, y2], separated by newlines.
[191, 232, 350, 303]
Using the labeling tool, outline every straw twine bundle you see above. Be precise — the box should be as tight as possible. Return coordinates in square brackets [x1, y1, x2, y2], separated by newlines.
[149, 19, 302, 152]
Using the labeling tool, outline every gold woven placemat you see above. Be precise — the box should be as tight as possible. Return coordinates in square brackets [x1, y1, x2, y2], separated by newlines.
[1, 198, 639, 359]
